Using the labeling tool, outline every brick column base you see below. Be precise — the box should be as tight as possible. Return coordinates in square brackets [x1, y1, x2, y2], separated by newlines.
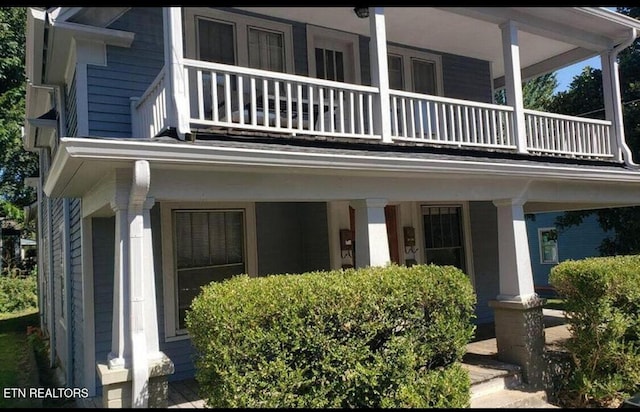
[488, 298, 546, 387]
[97, 352, 174, 408]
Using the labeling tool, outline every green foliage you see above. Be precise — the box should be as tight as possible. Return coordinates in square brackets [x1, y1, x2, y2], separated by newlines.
[0, 273, 38, 313]
[550, 255, 640, 407]
[187, 264, 476, 408]
[494, 73, 558, 111]
[0, 7, 37, 209]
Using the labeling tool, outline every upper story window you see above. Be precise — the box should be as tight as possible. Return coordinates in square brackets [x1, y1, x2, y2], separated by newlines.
[387, 45, 442, 96]
[185, 8, 294, 73]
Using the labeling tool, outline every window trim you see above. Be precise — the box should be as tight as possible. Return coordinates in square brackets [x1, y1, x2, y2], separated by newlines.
[387, 44, 443, 96]
[184, 7, 295, 74]
[538, 227, 559, 265]
[161, 201, 258, 341]
[306, 24, 362, 84]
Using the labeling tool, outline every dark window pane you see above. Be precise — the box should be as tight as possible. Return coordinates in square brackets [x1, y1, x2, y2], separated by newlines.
[315, 48, 325, 79]
[335, 51, 344, 82]
[412, 58, 436, 94]
[198, 18, 235, 64]
[388, 54, 403, 90]
[325, 50, 335, 81]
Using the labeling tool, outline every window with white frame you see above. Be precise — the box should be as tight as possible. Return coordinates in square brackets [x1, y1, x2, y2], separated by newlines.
[387, 45, 443, 95]
[185, 8, 294, 73]
[538, 227, 558, 264]
[174, 209, 246, 331]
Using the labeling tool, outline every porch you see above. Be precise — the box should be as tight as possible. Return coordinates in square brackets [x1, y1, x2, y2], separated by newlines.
[76, 309, 570, 408]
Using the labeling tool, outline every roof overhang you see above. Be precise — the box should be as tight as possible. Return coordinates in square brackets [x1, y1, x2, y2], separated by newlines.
[44, 137, 640, 215]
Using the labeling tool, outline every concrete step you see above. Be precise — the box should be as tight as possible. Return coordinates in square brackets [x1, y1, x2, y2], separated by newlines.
[470, 386, 559, 408]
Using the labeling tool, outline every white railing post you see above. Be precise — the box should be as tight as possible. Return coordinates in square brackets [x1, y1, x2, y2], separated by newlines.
[164, 7, 190, 140]
[500, 21, 528, 154]
[369, 7, 392, 143]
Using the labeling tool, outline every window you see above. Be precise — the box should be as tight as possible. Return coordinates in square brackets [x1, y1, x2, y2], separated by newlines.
[174, 210, 246, 331]
[422, 205, 465, 271]
[387, 45, 442, 95]
[248, 27, 285, 72]
[306, 25, 361, 84]
[185, 8, 294, 73]
[538, 227, 558, 264]
[162, 202, 257, 340]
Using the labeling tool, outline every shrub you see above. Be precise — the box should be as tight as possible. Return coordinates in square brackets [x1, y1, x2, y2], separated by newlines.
[0, 274, 38, 313]
[550, 255, 640, 407]
[187, 264, 476, 408]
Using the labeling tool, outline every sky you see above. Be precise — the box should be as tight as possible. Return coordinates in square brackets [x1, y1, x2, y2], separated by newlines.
[553, 55, 601, 95]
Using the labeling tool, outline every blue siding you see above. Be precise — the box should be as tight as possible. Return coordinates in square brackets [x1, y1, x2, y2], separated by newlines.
[86, 7, 164, 137]
[92, 217, 115, 395]
[526, 212, 610, 290]
[69, 198, 83, 387]
[468, 201, 500, 325]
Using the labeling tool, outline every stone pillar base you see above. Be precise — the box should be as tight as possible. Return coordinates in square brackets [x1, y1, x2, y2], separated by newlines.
[97, 352, 174, 408]
[488, 297, 546, 387]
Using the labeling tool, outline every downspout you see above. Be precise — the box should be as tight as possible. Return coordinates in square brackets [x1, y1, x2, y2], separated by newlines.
[63, 198, 73, 387]
[128, 160, 151, 407]
[609, 28, 637, 166]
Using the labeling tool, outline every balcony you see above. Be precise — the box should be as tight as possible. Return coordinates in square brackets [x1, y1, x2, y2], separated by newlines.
[131, 60, 616, 163]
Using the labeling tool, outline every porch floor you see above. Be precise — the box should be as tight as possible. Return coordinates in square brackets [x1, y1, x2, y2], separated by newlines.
[77, 309, 570, 408]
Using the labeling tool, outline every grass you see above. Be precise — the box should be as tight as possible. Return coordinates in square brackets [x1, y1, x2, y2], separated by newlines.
[0, 308, 41, 408]
[544, 298, 567, 311]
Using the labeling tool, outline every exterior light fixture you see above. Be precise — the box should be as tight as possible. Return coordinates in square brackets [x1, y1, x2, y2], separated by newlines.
[354, 7, 369, 19]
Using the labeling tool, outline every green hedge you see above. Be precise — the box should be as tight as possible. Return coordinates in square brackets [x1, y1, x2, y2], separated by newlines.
[187, 264, 476, 408]
[0, 274, 38, 314]
[550, 255, 640, 406]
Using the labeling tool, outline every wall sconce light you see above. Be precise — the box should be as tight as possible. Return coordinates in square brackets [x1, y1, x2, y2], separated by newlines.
[354, 7, 369, 19]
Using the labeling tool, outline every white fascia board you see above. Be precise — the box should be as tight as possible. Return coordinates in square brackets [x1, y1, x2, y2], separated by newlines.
[47, 138, 640, 194]
[47, 7, 83, 23]
[50, 20, 135, 48]
[577, 8, 640, 33]
[25, 8, 45, 86]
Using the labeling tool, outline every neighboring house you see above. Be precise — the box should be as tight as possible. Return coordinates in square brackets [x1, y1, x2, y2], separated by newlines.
[23, 6, 640, 407]
[526, 211, 612, 296]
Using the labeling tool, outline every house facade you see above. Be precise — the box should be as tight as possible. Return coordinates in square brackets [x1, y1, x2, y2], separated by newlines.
[526, 211, 612, 295]
[23, 6, 640, 407]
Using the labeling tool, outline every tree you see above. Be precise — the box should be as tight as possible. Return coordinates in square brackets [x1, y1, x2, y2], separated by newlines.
[494, 73, 558, 111]
[552, 7, 640, 256]
[0, 7, 37, 210]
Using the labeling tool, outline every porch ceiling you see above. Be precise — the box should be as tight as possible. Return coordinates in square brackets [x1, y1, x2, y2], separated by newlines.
[237, 7, 640, 81]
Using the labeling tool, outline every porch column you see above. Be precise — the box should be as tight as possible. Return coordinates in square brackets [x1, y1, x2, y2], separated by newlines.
[350, 199, 390, 267]
[600, 41, 636, 166]
[164, 7, 190, 140]
[489, 198, 545, 386]
[368, 7, 392, 143]
[500, 21, 528, 154]
[98, 164, 174, 408]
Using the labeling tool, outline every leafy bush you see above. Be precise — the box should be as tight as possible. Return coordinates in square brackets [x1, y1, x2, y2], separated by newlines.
[550, 255, 640, 407]
[0, 274, 38, 313]
[187, 264, 476, 408]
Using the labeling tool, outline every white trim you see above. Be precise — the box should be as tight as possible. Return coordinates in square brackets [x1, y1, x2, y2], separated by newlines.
[160, 201, 258, 341]
[184, 7, 294, 74]
[49, 20, 135, 49]
[387, 44, 444, 96]
[306, 24, 362, 84]
[81, 216, 96, 396]
[538, 226, 559, 265]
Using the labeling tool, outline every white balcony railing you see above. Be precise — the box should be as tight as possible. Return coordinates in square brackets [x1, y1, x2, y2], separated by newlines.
[183, 59, 379, 140]
[131, 67, 168, 139]
[524, 109, 613, 159]
[390, 90, 516, 150]
[131, 62, 618, 162]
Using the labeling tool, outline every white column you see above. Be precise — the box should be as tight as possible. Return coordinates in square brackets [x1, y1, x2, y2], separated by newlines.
[500, 21, 527, 154]
[108, 198, 130, 369]
[350, 199, 390, 268]
[600, 50, 635, 165]
[369, 7, 392, 143]
[493, 198, 536, 302]
[164, 7, 190, 140]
